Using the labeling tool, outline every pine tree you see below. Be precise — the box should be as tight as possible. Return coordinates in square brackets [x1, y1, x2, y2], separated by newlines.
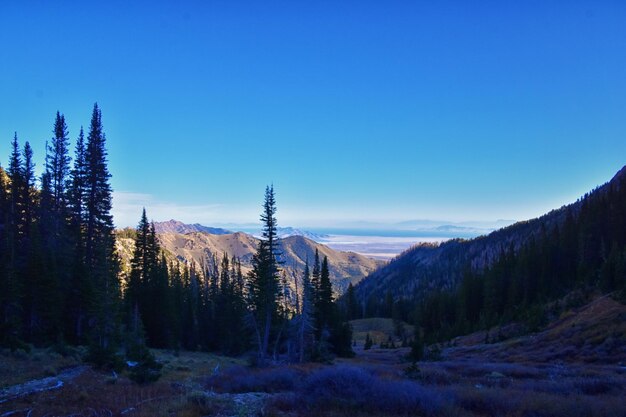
[247, 185, 281, 364]
[152, 251, 172, 347]
[127, 209, 151, 331]
[42, 112, 72, 343]
[83, 104, 120, 364]
[230, 257, 248, 354]
[0, 167, 8, 340]
[21, 141, 35, 243]
[364, 333, 373, 350]
[0, 166, 7, 252]
[68, 127, 86, 229]
[272, 269, 291, 360]
[0, 166, 7, 227]
[48, 112, 71, 225]
[316, 256, 333, 333]
[215, 254, 248, 354]
[20, 141, 37, 341]
[311, 249, 321, 299]
[15, 141, 36, 344]
[345, 282, 359, 320]
[28, 169, 62, 342]
[182, 262, 201, 350]
[127, 210, 172, 348]
[409, 328, 424, 362]
[66, 127, 89, 343]
[168, 260, 184, 351]
[1, 135, 24, 348]
[8, 134, 23, 230]
[296, 262, 315, 362]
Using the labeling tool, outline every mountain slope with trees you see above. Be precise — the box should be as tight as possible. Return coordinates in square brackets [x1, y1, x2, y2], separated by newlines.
[351, 166, 626, 342]
[0, 105, 120, 363]
[0, 108, 355, 366]
[117, 228, 382, 295]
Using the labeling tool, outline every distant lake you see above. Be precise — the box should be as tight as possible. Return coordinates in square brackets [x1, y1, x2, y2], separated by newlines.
[319, 234, 448, 260]
[308, 227, 486, 239]
[235, 226, 491, 260]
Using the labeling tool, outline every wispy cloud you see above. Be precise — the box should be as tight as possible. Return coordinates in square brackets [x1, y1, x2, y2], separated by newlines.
[112, 191, 255, 228]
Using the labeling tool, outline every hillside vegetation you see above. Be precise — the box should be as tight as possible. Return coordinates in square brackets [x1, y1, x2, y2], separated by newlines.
[352, 166, 626, 344]
[118, 230, 382, 295]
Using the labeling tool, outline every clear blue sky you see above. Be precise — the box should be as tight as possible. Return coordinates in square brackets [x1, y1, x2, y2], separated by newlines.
[1, 1, 625, 228]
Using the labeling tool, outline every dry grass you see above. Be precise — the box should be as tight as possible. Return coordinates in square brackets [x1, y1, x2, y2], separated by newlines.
[1, 297, 625, 416]
[2, 348, 625, 417]
[447, 295, 626, 364]
[350, 317, 414, 344]
[0, 348, 82, 388]
[0, 349, 244, 417]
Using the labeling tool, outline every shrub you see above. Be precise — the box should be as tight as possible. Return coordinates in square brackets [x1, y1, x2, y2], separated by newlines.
[416, 366, 456, 385]
[455, 386, 520, 415]
[424, 345, 442, 361]
[409, 334, 424, 362]
[573, 377, 619, 395]
[299, 365, 446, 415]
[85, 344, 124, 371]
[2, 336, 31, 354]
[11, 348, 30, 360]
[187, 390, 211, 409]
[364, 333, 373, 350]
[49, 338, 80, 358]
[404, 362, 421, 379]
[206, 365, 301, 393]
[127, 349, 163, 384]
[186, 391, 233, 414]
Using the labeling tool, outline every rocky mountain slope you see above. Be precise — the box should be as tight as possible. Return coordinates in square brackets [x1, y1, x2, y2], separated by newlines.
[153, 219, 232, 235]
[118, 230, 383, 294]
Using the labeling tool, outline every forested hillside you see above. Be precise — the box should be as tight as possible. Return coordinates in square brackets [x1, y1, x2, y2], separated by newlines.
[0, 108, 355, 371]
[0, 106, 118, 358]
[352, 166, 626, 342]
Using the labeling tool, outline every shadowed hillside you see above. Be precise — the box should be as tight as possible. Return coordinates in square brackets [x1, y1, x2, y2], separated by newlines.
[354, 166, 626, 311]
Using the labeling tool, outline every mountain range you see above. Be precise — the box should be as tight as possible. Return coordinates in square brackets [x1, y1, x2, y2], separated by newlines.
[152, 219, 232, 235]
[117, 227, 382, 294]
[152, 220, 328, 241]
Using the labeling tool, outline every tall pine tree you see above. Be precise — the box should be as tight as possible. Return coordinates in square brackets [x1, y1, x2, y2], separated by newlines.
[66, 126, 89, 343]
[83, 104, 120, 363]
[247, 185, 281, 364]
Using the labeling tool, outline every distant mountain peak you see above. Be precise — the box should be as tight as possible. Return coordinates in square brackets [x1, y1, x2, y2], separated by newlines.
[275, 227, 329, 241]
[153, 219, 232, 235]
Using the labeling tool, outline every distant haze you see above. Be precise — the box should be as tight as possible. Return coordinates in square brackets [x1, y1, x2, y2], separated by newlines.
[146, 218, 513, 260]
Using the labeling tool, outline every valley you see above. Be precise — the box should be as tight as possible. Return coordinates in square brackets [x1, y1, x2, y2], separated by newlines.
[2, 294, 624, 417]
[2, 3, 626, 414]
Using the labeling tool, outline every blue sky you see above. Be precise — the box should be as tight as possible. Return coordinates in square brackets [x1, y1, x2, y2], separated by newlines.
[1, 1, 625, 228]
